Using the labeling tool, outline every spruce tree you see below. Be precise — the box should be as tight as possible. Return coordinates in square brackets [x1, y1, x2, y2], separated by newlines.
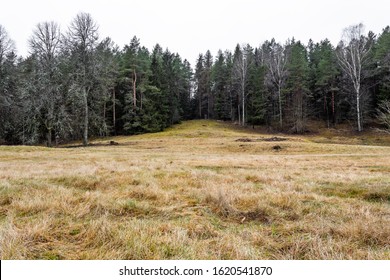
[285, 41, 310, 133]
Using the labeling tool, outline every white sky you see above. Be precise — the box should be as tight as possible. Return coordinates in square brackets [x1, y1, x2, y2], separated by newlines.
[1, 0, 389, 66]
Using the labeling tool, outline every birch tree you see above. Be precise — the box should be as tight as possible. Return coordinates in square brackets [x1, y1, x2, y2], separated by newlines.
[336, 23, 372, 132]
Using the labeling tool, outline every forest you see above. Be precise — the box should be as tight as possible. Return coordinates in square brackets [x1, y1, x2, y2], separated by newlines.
[1, 13, 390, 146]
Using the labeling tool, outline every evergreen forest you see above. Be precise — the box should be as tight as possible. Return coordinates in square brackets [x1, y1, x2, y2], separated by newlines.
[1, 13, 390, 146]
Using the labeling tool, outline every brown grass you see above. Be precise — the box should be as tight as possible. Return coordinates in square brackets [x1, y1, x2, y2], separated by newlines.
[0, 120, 389, 259]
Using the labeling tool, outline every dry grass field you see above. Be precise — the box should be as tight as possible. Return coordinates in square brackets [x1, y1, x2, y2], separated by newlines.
[0, 120, 389, 259]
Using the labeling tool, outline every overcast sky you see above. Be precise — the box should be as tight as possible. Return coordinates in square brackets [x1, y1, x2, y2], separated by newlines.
[1, 0, 389, 65]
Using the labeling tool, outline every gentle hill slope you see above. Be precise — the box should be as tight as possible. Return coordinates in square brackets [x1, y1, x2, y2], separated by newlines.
[0, 120, 389, 259]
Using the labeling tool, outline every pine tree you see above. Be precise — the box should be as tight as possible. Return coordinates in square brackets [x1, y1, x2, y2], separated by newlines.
[121, 37, 153, 134]
[194, 54, 205, 118]
[213, 50, 230, 120]
[285, 41, 310, 133]
[246, 48, 267, 126]
[180, 59, 193, 120]
[204, 50, 213, 119]
[309, 40, 339, 127]
[374, 26, 390, 102]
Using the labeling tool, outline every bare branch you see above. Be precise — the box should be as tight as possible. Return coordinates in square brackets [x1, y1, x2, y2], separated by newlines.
[0, 25, 15, 63]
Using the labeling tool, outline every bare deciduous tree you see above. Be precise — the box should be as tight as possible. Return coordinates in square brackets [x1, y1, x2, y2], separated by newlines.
[263, 39, 288, 128]
[30, 22, 61, 64]
[66, 12, 99, 145]
[377, 100, 390, 131]
[336, 23, 372, 132]
[233, 44, 251, 126]
[0, 25, 15, 107]
[0, 25, 16, 141]
[0, 25, 15, 64]
[29, 21, 61, 146]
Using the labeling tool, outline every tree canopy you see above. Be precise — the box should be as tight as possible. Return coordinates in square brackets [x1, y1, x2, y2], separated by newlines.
[1, 18, 390, 145]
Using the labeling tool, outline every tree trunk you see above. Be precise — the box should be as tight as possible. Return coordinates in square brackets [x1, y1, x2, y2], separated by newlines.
[47, 101, 54, 147]
[356, 92, 362, 132]
[112, 88, 116, 135]
[47, 129, 52, 147]
[229, 87, 233, 121]
[140, 90, 143, 110]
[237, 103, 241, 125]
[207, 89, 210, 119]
[133, 69, 137, 110]
[22, 119, 25, 145]
[331, 90, 335, 125]
[242, 88, 245, 126]
[324, 94, 330, 128]
[278, 84, 283, 128]
[83, 88, 89, 146]
[199, 90, 202, 118]
[103, 101, 106, 120]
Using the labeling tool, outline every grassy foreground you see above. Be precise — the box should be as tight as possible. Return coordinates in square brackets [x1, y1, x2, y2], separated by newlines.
[0, 120, 389, 259]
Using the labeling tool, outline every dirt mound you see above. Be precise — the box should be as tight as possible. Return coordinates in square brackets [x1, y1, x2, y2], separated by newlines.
[235, 138, 253, 142]
[235, 136, 289, 142]
[262, 136, 288, 142]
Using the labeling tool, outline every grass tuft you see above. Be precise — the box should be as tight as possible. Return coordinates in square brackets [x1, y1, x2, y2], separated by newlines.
[0, 120, 389, 259]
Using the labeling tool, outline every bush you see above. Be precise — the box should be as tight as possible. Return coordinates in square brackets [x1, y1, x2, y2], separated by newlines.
[377, 100, 390, 130]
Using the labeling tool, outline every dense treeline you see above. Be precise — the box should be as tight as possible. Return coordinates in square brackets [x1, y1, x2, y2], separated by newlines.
[0, 13, 192, 146]
[195, 25, 390, 133]
[1, 13, 390, 146]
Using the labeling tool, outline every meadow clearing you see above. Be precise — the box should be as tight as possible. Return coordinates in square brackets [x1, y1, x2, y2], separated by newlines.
[0, 120, 389, 259]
